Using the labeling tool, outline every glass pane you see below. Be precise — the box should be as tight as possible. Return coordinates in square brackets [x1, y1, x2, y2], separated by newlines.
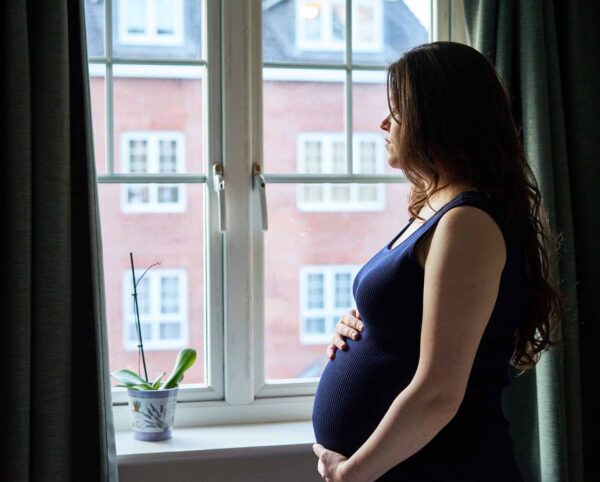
[335, 273, 351, 308]
[130, 322, 152, 341]
[88, 64, 106, 173]
[160, 323, 181, 340]
[83, 0, 105, 58]
[112, 0, 202, 60]
[264, 182, 412, 381]
[263, 1, 345, 65]
[263, 68, 344, 174]
[99, 183, 205, 385]
[113, 64, 204, 174]
[352, 0, 430, 66]
[352, 70, 403, 176]
[306, 317, 326, 334]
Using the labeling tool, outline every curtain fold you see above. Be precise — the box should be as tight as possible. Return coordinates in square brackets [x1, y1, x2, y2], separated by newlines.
[0, 1, 119, 481]
[464, 0, 600, 481]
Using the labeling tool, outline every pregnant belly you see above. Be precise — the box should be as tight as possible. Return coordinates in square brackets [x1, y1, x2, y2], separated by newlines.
[311, 335, 416, 457]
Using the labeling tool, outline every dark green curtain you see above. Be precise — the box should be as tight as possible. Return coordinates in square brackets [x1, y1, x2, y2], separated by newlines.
[464, 1, 600, 481]
[0, 0, 119, 481]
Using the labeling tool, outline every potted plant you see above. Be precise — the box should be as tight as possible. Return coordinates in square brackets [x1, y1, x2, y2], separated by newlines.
[111, 348, 197, 441]
[109, 253, 197, 441]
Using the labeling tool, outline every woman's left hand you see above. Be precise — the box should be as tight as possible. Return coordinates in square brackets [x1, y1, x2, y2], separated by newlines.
[312, 443, 354, 482]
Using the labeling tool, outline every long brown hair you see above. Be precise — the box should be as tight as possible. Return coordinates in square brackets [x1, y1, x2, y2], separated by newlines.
[386, 41, 563, 374]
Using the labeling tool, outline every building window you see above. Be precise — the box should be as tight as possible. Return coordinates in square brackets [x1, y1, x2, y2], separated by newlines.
[297, 133, 386, 211]
[300, 265, 360, 344]
[118, 0, 184, 46]
[296, 0, 383, 52]
[121, 131, 186, 213]
[123, 269, 188, 350]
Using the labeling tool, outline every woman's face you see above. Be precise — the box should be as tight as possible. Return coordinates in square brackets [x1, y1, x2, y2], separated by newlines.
[379, 99, 403, 169]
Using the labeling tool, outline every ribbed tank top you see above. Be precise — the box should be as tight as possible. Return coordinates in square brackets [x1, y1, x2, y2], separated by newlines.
[312, 190, 526, 481]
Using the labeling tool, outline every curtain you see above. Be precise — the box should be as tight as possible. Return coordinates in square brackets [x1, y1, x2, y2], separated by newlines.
[464, 1, 600, 481]
[0, 0, 119, 481]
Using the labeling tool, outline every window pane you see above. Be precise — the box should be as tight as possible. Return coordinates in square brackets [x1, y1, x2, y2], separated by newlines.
[160, 322, 181, 340]
[352, 71, 401, 176]
[126, 0, 146, 34]
[301, 3, 322, 41]
[128, 139, 148, 173]
[113, 65, 202, 174]
[331, 3, 345, 42]
[332, 141, 345, 174]
[83, 0, 105, 57]
[358, 185, 378, 202]
[307, 273, 324, 309]
[352, 0, 429, 66]
[264, 182, 414, 379]
[157, 186, 180, 203]
[112, 0, 201, 60]
[263, 68, 344, 174]
[303, 185, 324, 202]
[159, 140, 178, 173]
[130, 322, 152, 341]
[306, 317, 326, 334]
[335, 272, 351, 308]
[331, 185, 350, 202]
[99, 183, 204, 383]
[88, 64, 106, 173]
[155, 0, 176, 36]
[127, 186, 150, 204]
[263, 1, 345, 65]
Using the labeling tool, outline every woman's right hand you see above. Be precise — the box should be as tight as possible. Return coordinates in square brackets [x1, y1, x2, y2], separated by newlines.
[326, 308, 364, 361]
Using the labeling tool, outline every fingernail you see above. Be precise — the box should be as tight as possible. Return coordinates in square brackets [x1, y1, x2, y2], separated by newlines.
[358, 324, 364, 330]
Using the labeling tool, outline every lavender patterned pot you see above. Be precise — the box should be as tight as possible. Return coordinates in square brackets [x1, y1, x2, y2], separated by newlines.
[127, 387, 179, 441]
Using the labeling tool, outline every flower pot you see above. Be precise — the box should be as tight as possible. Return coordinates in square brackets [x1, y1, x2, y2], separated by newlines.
[127, 387, 179, 441]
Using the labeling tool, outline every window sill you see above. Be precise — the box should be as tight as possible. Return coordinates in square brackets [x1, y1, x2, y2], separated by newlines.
[116, 420, 316, 465]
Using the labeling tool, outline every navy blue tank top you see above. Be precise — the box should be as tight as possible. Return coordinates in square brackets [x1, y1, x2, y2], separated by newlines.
[312, 190, 525, 481]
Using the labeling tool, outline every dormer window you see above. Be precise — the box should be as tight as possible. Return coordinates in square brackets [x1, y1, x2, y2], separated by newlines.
[296, 0, 382, 52]
[118, 0, 184, 46]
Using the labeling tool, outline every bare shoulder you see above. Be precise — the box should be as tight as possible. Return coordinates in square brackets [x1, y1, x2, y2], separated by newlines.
[431, 205, 506, 270]
[415, 205, 506, 269]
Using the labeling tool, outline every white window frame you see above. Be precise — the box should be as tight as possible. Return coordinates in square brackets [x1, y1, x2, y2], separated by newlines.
[296, 0, 383, 52]
[120, 131, 187, 213]
[300, 265, 361, 344]
[296, 132, 386, 211]
[118, 0, 185, 46]
[122, 268, 189, 350]
[87, 0, 464, 430]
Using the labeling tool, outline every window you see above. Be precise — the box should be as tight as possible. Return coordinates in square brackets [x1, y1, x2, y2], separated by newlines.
[296, 0, 383, 52]
[123, 269, 188, 350]
[118, 0, 184, 46]
[300, 265, 360, 344]
[297, 133, 386, 211]
[121, 132, 186, 213]
[84, 0, 462, 429]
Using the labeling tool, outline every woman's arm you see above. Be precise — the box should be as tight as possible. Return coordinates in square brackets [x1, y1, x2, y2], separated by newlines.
[341, 206, 507, 482]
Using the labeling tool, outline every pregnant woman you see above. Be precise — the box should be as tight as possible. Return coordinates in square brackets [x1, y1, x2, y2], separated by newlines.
[311, 41, 562, 482]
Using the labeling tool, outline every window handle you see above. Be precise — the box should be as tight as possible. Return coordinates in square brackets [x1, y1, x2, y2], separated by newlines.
[212, 163, 226, 232]
[253, 163, 268, 231]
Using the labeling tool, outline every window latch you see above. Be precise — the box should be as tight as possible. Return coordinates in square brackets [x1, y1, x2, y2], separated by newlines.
[253, 163, 268, 231]
[212, 163, 226, 232]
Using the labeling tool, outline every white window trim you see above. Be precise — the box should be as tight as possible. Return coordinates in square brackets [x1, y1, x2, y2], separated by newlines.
[295, 0, 383, 52]
[299, 265, 361, 344]
[296, 132, 386, 211]
[120, 131, 187, 213]
[122, 268, 189, 351]
[118, 0, 185, 46]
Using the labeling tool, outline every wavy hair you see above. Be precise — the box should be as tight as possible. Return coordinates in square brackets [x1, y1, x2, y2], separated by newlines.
[386, 41, 563, 374]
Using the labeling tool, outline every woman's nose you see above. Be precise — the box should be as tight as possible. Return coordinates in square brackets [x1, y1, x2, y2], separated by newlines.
[379, 115, 390, 131]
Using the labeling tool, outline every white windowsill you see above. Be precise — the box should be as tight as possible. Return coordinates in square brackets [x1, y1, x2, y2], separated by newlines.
[116, 420, 316, 465]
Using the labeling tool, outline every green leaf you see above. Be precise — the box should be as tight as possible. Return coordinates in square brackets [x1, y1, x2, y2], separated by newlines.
[151, 371, 167, 389]
[160, 348, 197, 389]
[110, 369, 152, 389]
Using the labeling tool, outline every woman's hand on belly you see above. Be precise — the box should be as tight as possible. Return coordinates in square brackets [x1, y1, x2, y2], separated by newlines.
[327, 308, 364, 361]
